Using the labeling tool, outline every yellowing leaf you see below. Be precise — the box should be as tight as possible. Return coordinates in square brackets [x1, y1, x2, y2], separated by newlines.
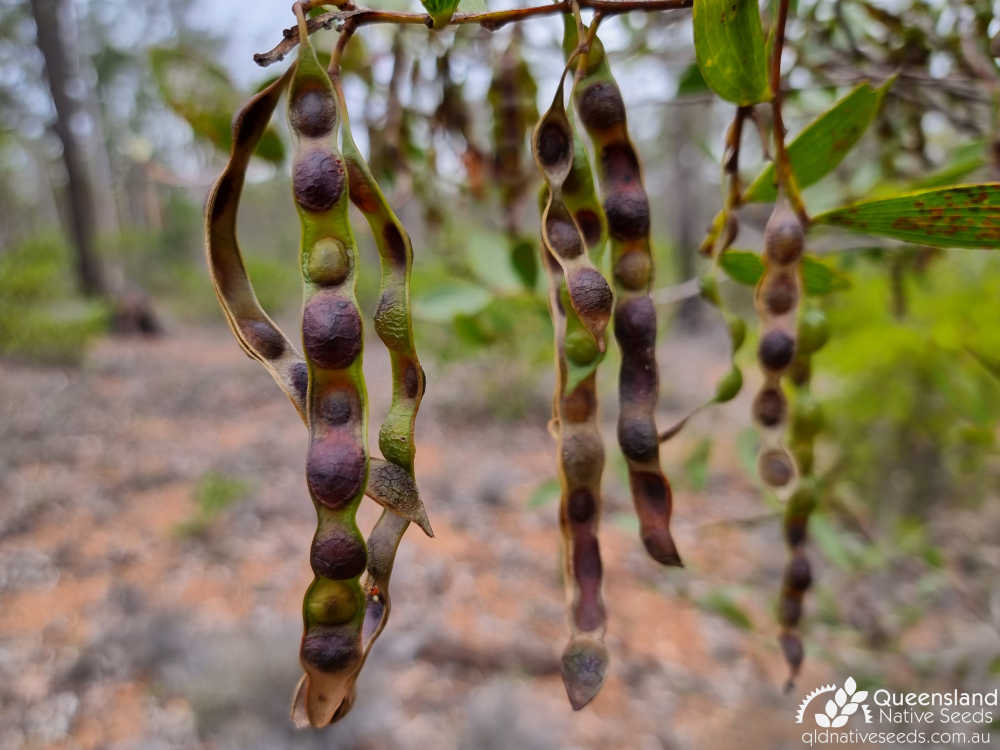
[692, 0, 770, 105]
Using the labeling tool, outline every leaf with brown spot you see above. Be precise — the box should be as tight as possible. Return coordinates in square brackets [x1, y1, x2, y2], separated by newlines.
[813, 183, 1000, 249]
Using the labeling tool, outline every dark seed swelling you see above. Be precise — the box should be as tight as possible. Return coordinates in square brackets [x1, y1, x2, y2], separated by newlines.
[760, 449, 794, 487]
[600, 143, 640, 186]
[383, 223, 407, 267]
[764, 207, 805, 265]
[310, 527, 367, 580]
[318, 390, 353, 426]
[546, 214, 584, 259]
[787, 554, 812, 591]
[301, 629, 361, 672]
[291, 361, 309, 403]
[753, 386, 786, 427]
[758, 330, 795, 371]
[306, 434, 366, 508]
[302, 292, 363, 370]
[618, 417, 658, 462]
[293, 150, 346, 212]
[290, 86, 337, 138]
[569, 268, 613, 317]
[403, 361, 421, 399]
[239, 320, 285, 360]
[537, 121, 570, 168]
[578, 81, 626, 131]
[604, 187, 650, 241]
[763, 272, 798, 315]
[614, 296, 656, 351]
[347, 162, 380, 214]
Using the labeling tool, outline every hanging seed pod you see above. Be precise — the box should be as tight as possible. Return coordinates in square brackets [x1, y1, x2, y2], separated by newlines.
[533, 71, 614, 350]
[285, 12, 370, 727]
[752, 201, 804, 497]
[539, 181, 610, 710]
[317, 74, 432, 718]
[205, 37, 431, 649]
[777, 304, 828, 689]
[565, 20, 680, 567]
[489, 32, 540, 288]
[205, 66, 305, 417]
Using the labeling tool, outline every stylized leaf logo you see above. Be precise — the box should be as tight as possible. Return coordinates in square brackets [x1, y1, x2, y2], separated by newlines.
[813, 676, 867, 729]
[825, 699, 838, 718]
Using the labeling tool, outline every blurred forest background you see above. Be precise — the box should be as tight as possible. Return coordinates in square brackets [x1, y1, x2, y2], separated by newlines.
[2, 0, 1000, 748]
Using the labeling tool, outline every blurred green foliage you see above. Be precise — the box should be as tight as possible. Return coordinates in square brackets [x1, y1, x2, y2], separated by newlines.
[817, 248, 1000, 515]
[176, 471, 250, 536]
[0, 234, 109, 363]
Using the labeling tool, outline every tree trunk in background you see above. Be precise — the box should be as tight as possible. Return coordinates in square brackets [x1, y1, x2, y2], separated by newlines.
[29, 0, 107, 298]
[671, 103, 709, 331]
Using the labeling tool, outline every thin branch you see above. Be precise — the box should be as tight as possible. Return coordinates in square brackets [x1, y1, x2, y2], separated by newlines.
[769, 0, 808, 223]
[254, 0, 693, 67]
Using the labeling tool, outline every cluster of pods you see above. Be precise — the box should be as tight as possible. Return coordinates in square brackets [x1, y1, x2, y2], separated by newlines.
[205, 9, 829, 726]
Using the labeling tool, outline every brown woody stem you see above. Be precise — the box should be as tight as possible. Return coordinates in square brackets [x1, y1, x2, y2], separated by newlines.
[255, 0, 692, 66]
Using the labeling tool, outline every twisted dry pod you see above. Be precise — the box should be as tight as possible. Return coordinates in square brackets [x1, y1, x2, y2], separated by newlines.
[533, 71, 614, 350]
[488, 33, 540, 287]
[777, 306, 828, 688]
[488, 32, 538, 215]
[205, 27, 432, 724]
[565, 20, 681, 566]
[539, 177, 610, 710]
[324, 72, 432, 712]
[752, 201, 804, 496]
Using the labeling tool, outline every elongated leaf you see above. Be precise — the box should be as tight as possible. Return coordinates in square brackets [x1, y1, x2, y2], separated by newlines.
[813, 184, 1000, 249]
[719, 250, 764, 285]
[744, 79, 893, 203]
[719, 251, 850, 294]
[692, 0, 770, 105]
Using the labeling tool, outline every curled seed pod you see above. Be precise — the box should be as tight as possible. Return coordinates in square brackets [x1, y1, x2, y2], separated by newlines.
[205, 66, 308, 420]
[565, 20, 680, 568]
[534, 76, 615, 349]
[539, 184, 610, 710]
[286, 18, 368, 728]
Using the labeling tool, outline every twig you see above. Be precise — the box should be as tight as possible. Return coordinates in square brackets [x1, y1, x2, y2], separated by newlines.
[254, 0, 693, 67]
[770, 0, 809, 223]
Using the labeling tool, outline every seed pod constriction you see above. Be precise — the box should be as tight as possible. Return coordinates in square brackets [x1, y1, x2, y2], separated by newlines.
[565, 20, 680, 567]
